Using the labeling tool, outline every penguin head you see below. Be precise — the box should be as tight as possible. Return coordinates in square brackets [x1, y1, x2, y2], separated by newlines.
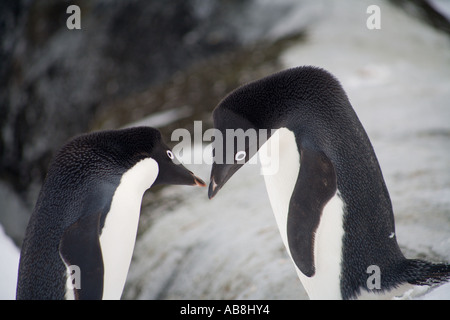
[207, 69, 295, 199]
[63, 126, 205, 188]
[121, 126, 206, 187]
[149, 131, 206, 187]
[208, 104, 267, 199]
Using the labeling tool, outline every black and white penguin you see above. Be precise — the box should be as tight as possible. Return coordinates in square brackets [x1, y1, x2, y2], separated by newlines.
[16, 126, 205, 300]
[208, 66, 450, 299]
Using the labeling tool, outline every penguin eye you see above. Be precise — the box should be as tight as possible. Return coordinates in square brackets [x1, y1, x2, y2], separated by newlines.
[166, 150, 174, 160]
[235, 151, 246, 161]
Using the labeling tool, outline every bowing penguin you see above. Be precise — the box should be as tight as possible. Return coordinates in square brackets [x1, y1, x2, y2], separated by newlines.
[17, 126, 205, 300]
[208, 66, 450, 299]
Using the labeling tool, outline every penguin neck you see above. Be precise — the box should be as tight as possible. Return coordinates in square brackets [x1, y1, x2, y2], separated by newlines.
[98, 158, 158, 300]
[259, 127, 345, 299]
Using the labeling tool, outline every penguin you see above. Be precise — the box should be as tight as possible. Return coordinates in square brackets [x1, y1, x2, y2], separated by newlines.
[16, 126, 205, 300]
[207, 66, 450, 299]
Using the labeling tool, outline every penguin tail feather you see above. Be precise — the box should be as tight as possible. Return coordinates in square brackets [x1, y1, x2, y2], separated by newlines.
[405, 259, 450, 286]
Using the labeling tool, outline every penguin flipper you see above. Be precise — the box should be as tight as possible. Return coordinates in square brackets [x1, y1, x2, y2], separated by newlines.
[59, 211, 104, 300]
[287, 148, 337, 277]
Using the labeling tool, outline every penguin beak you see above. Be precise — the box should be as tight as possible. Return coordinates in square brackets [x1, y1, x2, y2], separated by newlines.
[183, 169, 206, 187]
[192, 172, 207, 187]
[154, 162, 206, 187]
[208, 176, 220, 199]
[208, 163, 242, 199]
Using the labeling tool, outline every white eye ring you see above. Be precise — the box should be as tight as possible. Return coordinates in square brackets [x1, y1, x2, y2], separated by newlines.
[235, 151, 246, 161]
[166, 150, 174, 159]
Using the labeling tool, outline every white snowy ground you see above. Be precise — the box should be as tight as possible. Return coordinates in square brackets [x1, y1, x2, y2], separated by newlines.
[0, 225, 20, 299]
[1, 0, 449, 299]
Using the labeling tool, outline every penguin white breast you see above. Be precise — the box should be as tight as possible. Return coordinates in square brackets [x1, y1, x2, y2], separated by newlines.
[297, 193, 345, 299]
[259, 128, 345, 300]
[259, 128, 299, 248]
[99, 158, 158, 300]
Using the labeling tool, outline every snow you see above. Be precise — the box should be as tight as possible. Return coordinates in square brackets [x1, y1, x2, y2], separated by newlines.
[2, 0, 449, 300]
[421, 282, 450, 300]
[0, 224, 20, 300]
